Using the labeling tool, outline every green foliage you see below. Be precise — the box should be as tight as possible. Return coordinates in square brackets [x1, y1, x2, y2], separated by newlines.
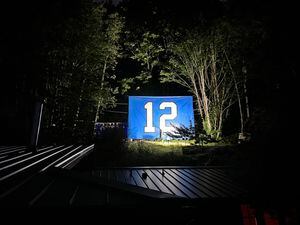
[130, 32, 163, 68]
[120, 31, 164, 94]
[119, 77, 134, 94]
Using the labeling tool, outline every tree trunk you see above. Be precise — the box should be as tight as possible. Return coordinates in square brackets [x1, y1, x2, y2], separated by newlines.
[233, 74, 244, 134]
[94, 57, 108, 124]
[225, 97, 232, 119]
[73, 77, 86, 135]
[191, 75, 204, 120]
[217, 111, 223, 139]
[224, 51, 244, 134]
[49, 77, 59, 128]
[201, 67, 212, 133]
[243, 73, 250, 119]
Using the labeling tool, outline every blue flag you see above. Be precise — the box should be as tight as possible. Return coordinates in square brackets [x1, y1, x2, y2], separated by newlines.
[128, 96, 194, 140]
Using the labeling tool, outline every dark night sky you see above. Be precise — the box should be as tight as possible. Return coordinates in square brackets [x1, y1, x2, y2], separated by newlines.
[1, 1, 299, 103]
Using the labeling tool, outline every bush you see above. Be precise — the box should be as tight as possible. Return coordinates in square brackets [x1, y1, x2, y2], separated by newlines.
[165, 123, 195, 140]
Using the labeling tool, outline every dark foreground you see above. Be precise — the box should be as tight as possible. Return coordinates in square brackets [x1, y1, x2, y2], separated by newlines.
[0, 143, 299, 225]
[1, 167, 244, 225]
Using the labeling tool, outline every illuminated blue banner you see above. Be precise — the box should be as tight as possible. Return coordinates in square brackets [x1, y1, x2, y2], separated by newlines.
[128, 96, 194, 140]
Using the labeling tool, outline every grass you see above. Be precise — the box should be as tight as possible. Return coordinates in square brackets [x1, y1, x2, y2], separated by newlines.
[77, 139, 238, 168]
[125, 140, 192, 155]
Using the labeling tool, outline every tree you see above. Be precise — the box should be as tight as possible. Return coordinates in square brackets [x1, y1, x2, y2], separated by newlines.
[160, 19, 266, 140]
[41, 1, 124, 143]
[93, 12, 124, 124]
[160, 22, 246, 140]
[216, 19, 266, 140]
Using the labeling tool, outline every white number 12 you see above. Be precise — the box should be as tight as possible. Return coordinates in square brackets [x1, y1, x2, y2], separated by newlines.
[144, 101, 177, 133]
[144, 102, 155, 132]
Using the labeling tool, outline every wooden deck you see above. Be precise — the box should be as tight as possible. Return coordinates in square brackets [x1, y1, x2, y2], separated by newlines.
[0, 144, 94, 198]
[0, 145, 247, 208]
[92, 167, 247, 199]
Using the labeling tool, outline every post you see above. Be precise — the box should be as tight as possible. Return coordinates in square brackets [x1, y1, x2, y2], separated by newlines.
[30, 100, 43, 153]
